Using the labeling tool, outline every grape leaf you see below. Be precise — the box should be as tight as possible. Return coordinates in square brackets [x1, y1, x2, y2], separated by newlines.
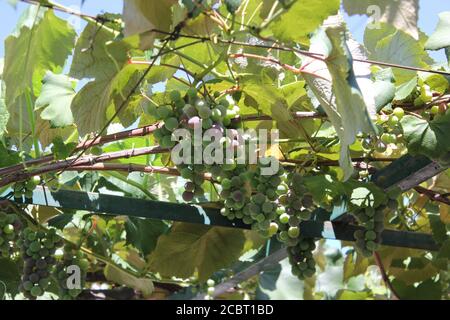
[301, 16, 376, 180]
[0, 258, 21, 297]
[394, 76, 417, 101]
[256, 259, 307, 300]
[3, 10, 76, 145]
[69, 23, 137, 135]
[425, 12, 450, 50]
[147, 223, 245, 282]
[372, 68, 395, 111]
[266, 0, 340, 45]
[0, 58, 8, 140]
[122, 0, 176, 49]
[400, 113, 450, 160]
[365, 25, 425, 82]
[392, 278, 442, 300]
[104, 264, 154, 298]
[35, 71, 76, 128]
[125, 217, 169, 256]
[343, 0, 419, 39]
[51, 136, 77, 160]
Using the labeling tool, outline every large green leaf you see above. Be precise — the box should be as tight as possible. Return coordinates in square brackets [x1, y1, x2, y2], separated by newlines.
[343, 0, 419, 39]
[35, 71, 76, 128]
[365, 25, 425, 82]
[3, 9, 76, 144]
[125, 217, 169, 256]
[69, 23, 137, 135]
[0, 58, 8, 140]
[425, 12, 450, 50]
[266, 0, 340, 45]
[301, 17, 376, 180]
[395, 76, 417, 101]
[122, 0, 176, 49]
[400, 113, 450, 159]
[392, 278, 442, 300]
[147, 223, 246, 282]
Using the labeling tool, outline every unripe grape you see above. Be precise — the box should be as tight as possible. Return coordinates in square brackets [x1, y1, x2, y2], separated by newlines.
[211, 108, 222, 121]
[262, 202, 273, 214]
[388, 115, 399, 126]
[268, 222, 279, 235]
[3, 224, 14, 235]
[393, 107, 404, 119]
[375, 141, 387, 153]
[183, 104, 197, 118]
[156, 106, 172, 120]
[198, 106, 212, 119]
[195, 99, 207, 110]
[279, 213, 290, 224]
[288, 226, 300, 238]
[164, 117, 179, 131]
[169, 90, 181, 101]
[430, 105, 440, 115]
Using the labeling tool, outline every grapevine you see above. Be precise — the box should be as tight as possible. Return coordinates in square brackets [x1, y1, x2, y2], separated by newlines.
[0, 0, 447, 301]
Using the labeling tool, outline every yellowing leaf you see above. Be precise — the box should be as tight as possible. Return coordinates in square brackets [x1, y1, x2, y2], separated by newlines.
[147, 223, 245, 282]
[104, 264, 154, 297]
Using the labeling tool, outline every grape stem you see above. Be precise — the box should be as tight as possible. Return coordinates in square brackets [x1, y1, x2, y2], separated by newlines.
[413, 186, 450, 206]
[373, 252, 400, 300]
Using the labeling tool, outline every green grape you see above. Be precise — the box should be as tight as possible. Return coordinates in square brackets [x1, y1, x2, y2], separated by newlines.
[375, 141, 387, 153]
[169, 90, 181, 101]
[211, 108, 222, 121]
[365, 230, 377, 241]
[388, 115, 399, 126]
[198, 106, 212, 119]
[156, 106, 172, 120]
[183, 104, 197, 118]
[19, 228, 60, 299]
[279, 213, 290, 224]
[430, 105, 440, 115]
[268, 222, 279, 235]
[164, 117, 179, 131]
[288, 226, 300, 238]
[393, 107, 404, 119]
[380, 133, 391, 144]
[261, 202, 273, 214]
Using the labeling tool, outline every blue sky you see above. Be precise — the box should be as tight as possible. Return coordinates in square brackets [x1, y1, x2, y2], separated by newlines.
[0, 0, 449, 60]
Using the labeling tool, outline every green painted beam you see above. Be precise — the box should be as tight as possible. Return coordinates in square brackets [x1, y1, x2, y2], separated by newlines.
[6, 186, 440, 251]
[372, 155, 446, 191]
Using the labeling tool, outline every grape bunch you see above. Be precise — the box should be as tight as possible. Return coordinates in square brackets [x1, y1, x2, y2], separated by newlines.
[352, 206, 385, 257]
[288, 237, 317, 280]
[54, 244, 88, 300]
[369, 106, 405, 154]
[147, 88, 240, 200]
[12, 176, 41, 200]
[0, 211, 23, 258]
[17, 228, 62, 299]
[219, 167, 252, 221]
[243, 160, 285, 236]
[276, 172, 315, 247]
